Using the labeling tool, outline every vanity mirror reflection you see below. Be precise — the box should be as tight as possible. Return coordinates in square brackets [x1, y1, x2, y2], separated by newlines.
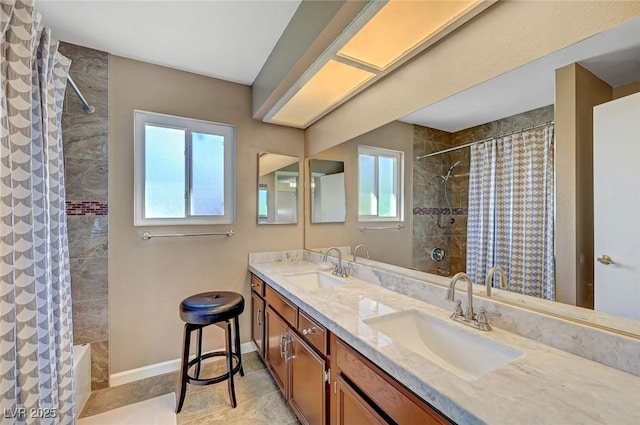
[309, 159, 346, 223]
[257, 153, 300, 224]
[304, 18, 640, 337]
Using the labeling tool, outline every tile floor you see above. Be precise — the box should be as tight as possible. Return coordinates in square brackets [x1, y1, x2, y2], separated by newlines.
[80, 352, 299, 425]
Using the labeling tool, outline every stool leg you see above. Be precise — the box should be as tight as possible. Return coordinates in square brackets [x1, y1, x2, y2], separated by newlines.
[176, 323, 192, 414]
[226, 320, 237, 408]
[194, 327, 203, 379]
[234, 315, 244, 377]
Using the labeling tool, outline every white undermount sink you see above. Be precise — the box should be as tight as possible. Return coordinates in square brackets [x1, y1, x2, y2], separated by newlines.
[283, 271, 348, 290]
[364, 309, 524, 380]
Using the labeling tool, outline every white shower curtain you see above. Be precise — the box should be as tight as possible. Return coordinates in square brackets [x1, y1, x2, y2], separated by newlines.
[466, 125, 555, 300]
[0, 1, 75, 423]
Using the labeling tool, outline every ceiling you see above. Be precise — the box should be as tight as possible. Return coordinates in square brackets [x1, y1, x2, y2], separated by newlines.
[399, 17, 640, 132]
[37, 0, 301, 85]
[36, 2, 640, 130]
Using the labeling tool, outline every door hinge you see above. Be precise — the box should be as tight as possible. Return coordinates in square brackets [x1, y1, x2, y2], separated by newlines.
[324, 369, 330, 384]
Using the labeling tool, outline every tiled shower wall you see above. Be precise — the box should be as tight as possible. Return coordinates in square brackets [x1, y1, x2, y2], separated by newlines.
[412, 105, 554, 276]
[413, 126, 469, 275]
[59, 43, 109, 390]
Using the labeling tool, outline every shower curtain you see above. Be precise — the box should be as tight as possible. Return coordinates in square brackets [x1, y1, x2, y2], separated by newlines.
[1, 1, 75, 423]
[466, 125, 555, 300]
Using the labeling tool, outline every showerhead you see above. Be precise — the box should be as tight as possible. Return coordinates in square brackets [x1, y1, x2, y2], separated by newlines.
[441, 161, 462, 181]
[434, 161, 463, 182]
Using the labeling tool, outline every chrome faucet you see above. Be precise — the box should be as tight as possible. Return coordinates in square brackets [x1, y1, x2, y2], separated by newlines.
[323, 247, 348, 278]
[445, 272, 501, 331]
[485, 266, 508, 297]
[445, 272, 475, 321]
[353, 244, 370, 263]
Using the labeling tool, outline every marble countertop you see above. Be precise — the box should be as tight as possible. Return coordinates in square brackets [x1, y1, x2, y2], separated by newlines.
[249, 259, 640, 425]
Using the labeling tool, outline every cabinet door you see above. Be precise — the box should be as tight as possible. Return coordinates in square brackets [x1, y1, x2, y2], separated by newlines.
[335, 375, 388, 425]
[288, 330, 326, 425]
[251, 292, 265, 359]
[265, 306, 289, 396]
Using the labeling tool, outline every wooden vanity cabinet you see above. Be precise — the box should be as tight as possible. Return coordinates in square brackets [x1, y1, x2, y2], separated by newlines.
[257, 276, 328, 425]
[250, 273, 451, 425]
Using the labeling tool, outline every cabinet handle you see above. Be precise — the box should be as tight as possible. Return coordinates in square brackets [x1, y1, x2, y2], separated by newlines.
[302, 326, 317, 336]
[334, 380, 337, 394]
[279, 334, 286, 358]
[283, 335, 290, 362]
[256, 308, 262, 327]
[285, 335, 296, 362]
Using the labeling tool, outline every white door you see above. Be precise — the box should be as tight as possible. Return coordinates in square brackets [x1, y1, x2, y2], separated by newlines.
[593, 92, 640, 320]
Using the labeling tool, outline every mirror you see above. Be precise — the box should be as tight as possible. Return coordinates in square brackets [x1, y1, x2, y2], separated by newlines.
[304, 18, 640, 336]
[309, 159, 346, 223]
[257, 153, 300, 224]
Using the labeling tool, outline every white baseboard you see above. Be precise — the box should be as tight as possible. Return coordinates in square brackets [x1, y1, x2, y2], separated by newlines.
[109, 341, 257, 387]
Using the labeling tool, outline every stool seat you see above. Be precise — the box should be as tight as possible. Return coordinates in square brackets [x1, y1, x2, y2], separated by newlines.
[180, 291, 244, 325]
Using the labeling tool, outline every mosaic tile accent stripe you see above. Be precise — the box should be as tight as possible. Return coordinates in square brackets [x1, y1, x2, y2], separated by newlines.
[413, 207, 468, 216]
[66, 200, 108, 216]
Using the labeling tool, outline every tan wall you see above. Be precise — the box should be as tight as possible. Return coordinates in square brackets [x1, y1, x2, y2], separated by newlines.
[305, 1, 640, 155]
[304, 121, 413, 268]
[613, 80, 640, 99]
[109, 56, 304, 374]
[555, 64, 612, 307]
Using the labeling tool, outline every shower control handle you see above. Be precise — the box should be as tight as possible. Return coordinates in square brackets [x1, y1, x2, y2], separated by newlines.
[597, 255, 614, 265]
[431, 247, 446, 262]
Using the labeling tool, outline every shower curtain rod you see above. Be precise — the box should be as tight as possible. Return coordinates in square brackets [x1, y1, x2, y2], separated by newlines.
[67, 75, 95, 114]
[416, 121, 554, 160]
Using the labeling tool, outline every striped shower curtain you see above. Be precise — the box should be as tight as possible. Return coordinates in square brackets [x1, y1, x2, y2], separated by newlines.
[466, 125, 555, 300]
[0, 1, 75, 423]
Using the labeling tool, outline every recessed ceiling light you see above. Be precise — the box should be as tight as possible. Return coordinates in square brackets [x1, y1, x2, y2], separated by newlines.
[337, 0, 478, 71]
[271, 59, 375, 127]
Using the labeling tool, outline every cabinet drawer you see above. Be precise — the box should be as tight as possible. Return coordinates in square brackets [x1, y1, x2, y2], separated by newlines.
[297, 310, 327, 356]
[265, 285, 297, 327]
[336, 375, 388, 425]
[336, 340, 451, 425]
[251, 274, 264, 297]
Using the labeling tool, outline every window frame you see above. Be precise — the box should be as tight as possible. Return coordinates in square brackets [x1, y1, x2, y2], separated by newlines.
[357, 145, 404, 222]
[134, 110, 235, 226]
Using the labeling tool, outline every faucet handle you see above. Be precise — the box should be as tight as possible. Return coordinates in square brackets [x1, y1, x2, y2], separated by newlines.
[332, 264, 348, 278]
[475, 306, 501, 330]
[450, 299, 464, 319]
[480, 306, 501, 317]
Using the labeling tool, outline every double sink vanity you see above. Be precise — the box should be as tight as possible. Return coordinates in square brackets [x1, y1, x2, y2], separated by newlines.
[248, 249, 640, 425]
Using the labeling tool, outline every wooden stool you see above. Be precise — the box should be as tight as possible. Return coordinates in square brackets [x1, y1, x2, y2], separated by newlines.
[175, 291, 244, 413]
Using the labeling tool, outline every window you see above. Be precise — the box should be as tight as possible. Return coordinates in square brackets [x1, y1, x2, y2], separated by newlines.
[358, 145, 403, 221]
[258, 185, 268, 222]
[134, 111, 235, 226]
